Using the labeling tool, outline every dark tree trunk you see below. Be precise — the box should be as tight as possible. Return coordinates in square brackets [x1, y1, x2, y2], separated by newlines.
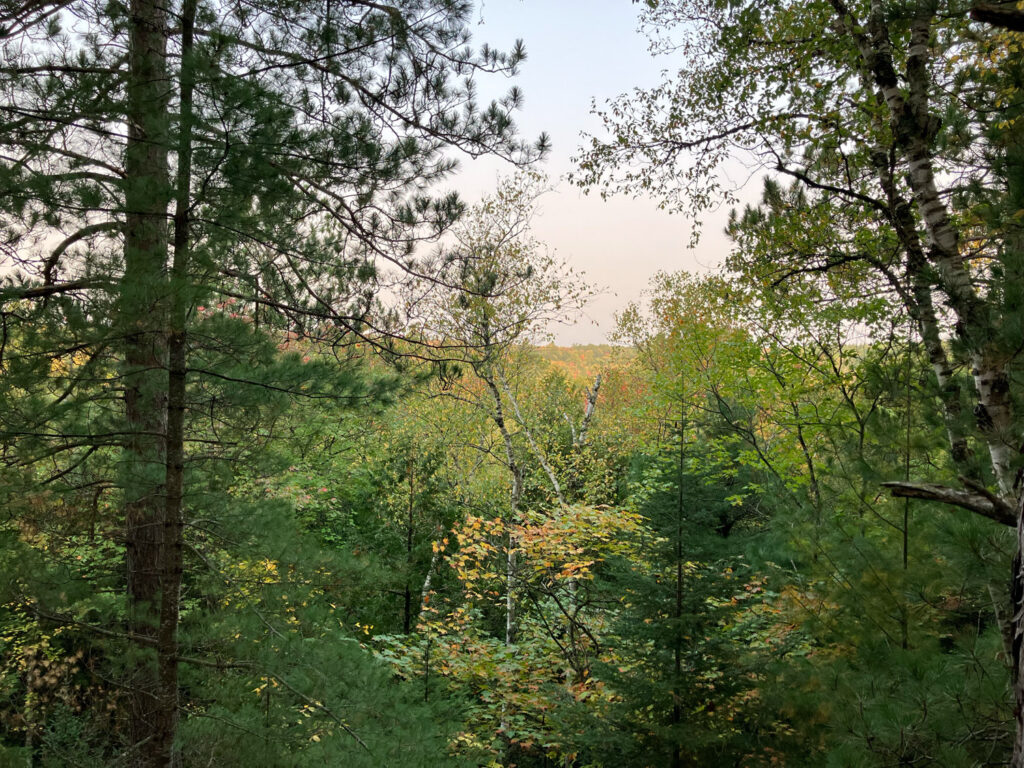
[404, 456, 415, 634]
[154, 0, 196, 763]
[671, 397, 685, 768]
[1012, 501, 1024, 768]
[122, 0, 171, 760]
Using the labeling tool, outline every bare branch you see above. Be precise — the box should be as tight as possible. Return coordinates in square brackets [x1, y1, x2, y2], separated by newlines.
[882, 481, 1015, 526]
[971, 1, 1024, 31]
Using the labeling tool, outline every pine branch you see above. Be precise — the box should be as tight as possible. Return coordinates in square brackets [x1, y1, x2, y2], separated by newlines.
[0, 279, 107, 301]
[44, 222, 121, 284]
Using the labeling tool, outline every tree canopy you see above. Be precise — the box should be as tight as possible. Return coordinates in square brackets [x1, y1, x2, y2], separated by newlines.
[3, 0, 1024, 766]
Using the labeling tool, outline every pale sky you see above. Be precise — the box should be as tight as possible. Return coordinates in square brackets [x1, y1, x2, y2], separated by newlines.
[451, 0, 740, 345]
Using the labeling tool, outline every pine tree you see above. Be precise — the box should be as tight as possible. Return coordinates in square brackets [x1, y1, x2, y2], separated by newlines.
[582, 422, 768, 767]
[0, 0, 543, 763]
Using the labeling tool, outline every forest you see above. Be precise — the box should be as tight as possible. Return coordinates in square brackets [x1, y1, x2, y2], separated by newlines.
[0, 0, 1022, 765]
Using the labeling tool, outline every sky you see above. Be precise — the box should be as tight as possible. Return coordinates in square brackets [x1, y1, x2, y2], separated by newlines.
[449, 0, 740, 345]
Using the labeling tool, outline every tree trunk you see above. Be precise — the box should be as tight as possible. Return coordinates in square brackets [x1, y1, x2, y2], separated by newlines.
[899, 8, 1016, 496]
[881, 157, 975, 476]
[404, 456, 415, 634]
[671, 393, 686, 768]
[482, 371, 523, 644]
[419, 535, 442, 615]
[576, 373, 601, 448]
[1012, 494, 1024, 768]
[155, 1, 196, 763]
[499, 370, 565, 505]
[970, 356, 1016, 497]
[482, 370, 522, 767]
[122, 0, 171, 760]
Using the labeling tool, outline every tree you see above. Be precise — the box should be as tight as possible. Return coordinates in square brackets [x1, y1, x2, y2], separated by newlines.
[575, 0, 1018, 508]
[413, 171, 593, 640]
[379, 174, 637, 764]
[0, 0, 545, 762]
[575, 0, 1024, 758]
[611, 268, 1016, 765]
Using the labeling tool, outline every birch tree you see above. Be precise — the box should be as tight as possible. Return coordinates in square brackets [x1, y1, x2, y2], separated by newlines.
[575, 1, 1024, 758]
